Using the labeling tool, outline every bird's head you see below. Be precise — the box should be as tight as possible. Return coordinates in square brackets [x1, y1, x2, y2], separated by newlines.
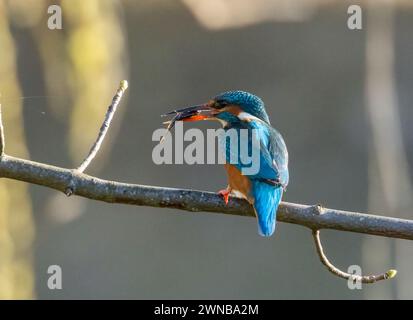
[163, 91, 270, 128]
[212, 91, 270, 125]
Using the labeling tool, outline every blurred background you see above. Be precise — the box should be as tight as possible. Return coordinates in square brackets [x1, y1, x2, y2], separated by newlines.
[0, 0, 412, 299]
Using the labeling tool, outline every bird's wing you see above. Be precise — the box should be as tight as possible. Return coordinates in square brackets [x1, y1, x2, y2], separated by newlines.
[220, 121, 288, 187]
[249, 124, 289, 237]
[266, 125, 289, 187]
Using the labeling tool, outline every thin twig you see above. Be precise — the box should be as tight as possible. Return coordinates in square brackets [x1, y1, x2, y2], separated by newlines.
[0, 102, 5, 156]
[312, 229, 397, 283]
[76, 80, 128, 173]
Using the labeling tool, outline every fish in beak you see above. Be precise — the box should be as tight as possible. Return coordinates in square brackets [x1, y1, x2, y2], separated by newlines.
[161, 102, 216, 135]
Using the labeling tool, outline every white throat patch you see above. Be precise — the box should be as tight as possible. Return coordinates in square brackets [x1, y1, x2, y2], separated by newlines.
[237, 112, 262, 123]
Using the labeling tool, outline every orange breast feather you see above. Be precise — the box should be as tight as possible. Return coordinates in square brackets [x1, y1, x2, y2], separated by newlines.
[224, 164, 253, 203]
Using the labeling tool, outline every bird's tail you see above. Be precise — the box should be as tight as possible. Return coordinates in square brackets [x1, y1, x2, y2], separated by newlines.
[252, 181, 283, 237]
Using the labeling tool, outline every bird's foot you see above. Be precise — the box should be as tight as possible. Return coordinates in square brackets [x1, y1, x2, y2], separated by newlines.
[218, 188, 231, 205]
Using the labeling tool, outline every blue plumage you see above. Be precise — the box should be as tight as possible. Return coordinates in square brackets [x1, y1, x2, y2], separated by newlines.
[215, 91, 289, 236]
[252, 181, 283, 236]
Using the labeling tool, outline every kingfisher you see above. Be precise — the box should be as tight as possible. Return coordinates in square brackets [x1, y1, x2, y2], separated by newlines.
[163, 91, 289, 236]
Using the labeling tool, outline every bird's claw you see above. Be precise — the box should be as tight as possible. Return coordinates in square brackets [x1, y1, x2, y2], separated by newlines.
[218, 189, 231, 205]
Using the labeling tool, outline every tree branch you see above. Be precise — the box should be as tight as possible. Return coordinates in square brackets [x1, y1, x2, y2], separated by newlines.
[0, 153, 413, 241]
[0, 81, 408, 284]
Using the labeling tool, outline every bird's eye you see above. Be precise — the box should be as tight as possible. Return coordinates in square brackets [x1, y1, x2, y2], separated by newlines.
[215, 100, 227, 109]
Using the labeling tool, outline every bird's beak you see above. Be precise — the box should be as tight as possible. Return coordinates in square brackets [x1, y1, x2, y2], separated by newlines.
[160, 102, 218, 142]
[162, 103, 215, 122]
